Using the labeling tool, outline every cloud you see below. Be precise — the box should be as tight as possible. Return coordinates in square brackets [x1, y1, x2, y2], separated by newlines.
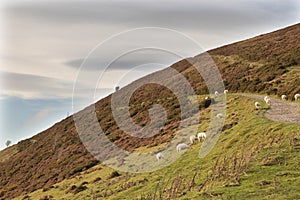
[0, 71, 73, 99]
[0, 71, 115, 112]
[66, 48, 182, 71]
[6, 0, 299, 31]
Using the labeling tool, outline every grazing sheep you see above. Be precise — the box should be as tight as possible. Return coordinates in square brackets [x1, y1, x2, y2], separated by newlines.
[295, 94, 300, 101]
[264, 96, 270, 102]
[265, 98, 271, 105]
[224, 90, 228, 94]
[156, 152, 164, 161]
[216, 113, 224, 118]
[176, 143, 190, 153]
[254, 102, 261, 109]
[190, 135, 197, 144]
[215, 91, 219, 97]
[281, 95, 287, 101]
[197, 132, 206, 142]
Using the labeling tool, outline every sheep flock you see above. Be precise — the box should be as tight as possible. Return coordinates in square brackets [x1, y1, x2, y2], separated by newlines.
[156, 91, 299, 161]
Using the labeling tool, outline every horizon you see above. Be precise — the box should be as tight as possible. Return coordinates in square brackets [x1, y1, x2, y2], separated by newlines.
[1, 0, 300, 150]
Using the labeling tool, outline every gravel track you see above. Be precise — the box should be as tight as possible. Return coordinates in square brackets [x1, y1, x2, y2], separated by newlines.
[240, 94, 300, 125]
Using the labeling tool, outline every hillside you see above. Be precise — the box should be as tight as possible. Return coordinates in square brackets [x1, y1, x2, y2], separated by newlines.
[0, 23, 300, 199]
[13, 94, 300, 199]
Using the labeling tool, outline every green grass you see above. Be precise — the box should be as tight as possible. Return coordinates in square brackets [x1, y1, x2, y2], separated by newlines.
[13, 94, 300, 200]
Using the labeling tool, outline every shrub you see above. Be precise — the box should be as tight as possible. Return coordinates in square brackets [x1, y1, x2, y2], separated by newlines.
[109, 171, 121, 179]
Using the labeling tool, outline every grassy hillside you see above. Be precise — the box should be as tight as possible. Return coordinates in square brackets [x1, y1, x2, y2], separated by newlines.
[0, 23, 300, 199]
[13, 94, 300, 199]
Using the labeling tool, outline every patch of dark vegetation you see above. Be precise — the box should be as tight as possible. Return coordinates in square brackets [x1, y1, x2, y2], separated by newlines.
[65, 182, 88, 194]
[117, 178, 148, 192]
[42, 185, 54, 192]
[222, 122, 237, 131]
[39, 195, 53, 200]
[22, 195, 30, 200]
[91, 177, 102, 183]
[255, 180, 272, 187]
[109, 171, 121, 179]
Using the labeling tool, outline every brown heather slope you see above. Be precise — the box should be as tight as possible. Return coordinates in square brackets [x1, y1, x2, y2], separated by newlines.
[0, 23, 300, 199]
[208, 23, 300, 96]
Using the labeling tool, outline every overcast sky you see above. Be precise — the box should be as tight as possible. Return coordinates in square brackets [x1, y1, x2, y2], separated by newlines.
[0, 0, 299, 150]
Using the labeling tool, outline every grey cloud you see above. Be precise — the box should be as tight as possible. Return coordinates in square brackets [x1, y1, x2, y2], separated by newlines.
[1, 72, 72, 98]
[2, 72, 71, 90]
[0, 72, 110, 99]
[6, 0, 299, 32]
[66, 49, 181, 71]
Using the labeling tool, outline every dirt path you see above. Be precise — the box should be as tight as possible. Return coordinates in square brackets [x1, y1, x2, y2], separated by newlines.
[240, 94, 300, 125]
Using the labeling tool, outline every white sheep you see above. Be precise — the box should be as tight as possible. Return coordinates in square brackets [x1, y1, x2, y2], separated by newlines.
[224, 90, 228, 94]
[215, 91, 219, 97]
[265, 98, 271, 105]
[295, 93, 300, 101]
[281, 95, 287, 101]
[176, 143, 190, 153]
[254, 102, 261, 109]
[156, 152, 164, 161]
[190, 135, 197, 144]
[197, 132, 206, 142]
[216, 113, 224, 118]
[264, 96, 270, 102]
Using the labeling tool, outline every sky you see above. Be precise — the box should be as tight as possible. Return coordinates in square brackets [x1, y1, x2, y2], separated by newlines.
[0, 0, 299, 150]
